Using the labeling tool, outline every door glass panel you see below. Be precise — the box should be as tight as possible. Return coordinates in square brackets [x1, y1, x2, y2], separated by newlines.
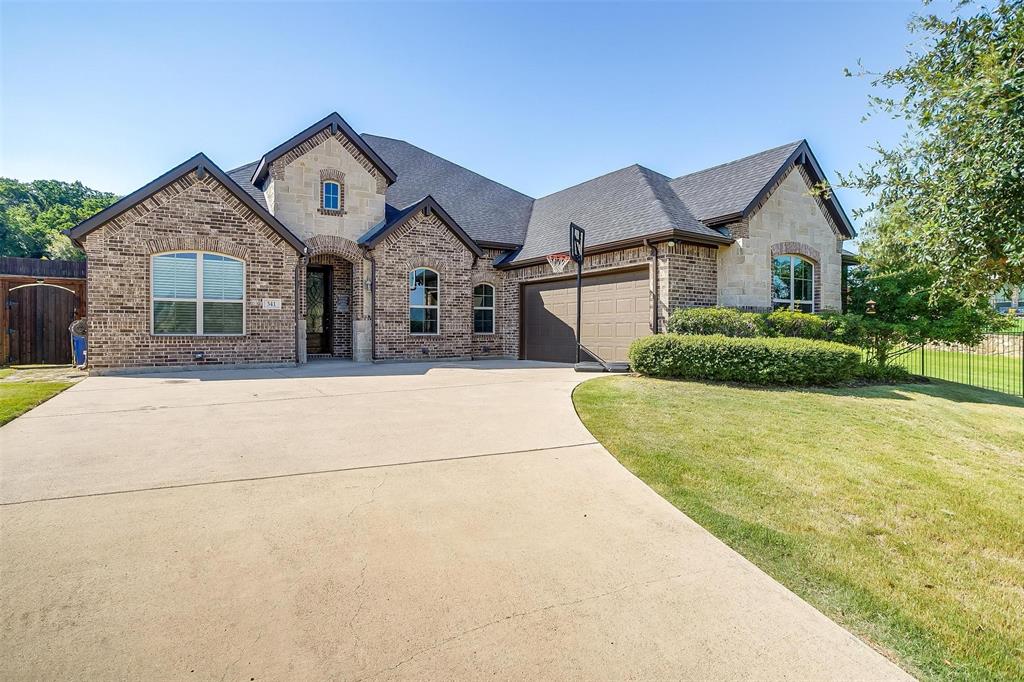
[307, 270, 325, 335]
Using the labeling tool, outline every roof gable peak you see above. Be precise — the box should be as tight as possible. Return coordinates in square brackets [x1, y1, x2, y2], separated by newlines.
[250, 112, 398, 188]
[66, 153, 306, 253]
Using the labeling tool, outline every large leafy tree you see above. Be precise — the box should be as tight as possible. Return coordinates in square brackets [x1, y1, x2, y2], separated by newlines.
[0, 178, 119, 260]
[843, 0, 1024, 300]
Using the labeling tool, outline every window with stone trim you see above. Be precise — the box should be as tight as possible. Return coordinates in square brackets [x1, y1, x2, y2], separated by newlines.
[409, 268, 439, 334]
[473, 283, 495, 334]
[772, 255, 814, 312]
[151, 252, 244, 335]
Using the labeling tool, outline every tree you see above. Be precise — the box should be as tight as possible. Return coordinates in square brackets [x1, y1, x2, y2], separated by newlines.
[843, 0, 1024, 301]
[0, 178, 118, 260]
[844, 223, 1001, 369]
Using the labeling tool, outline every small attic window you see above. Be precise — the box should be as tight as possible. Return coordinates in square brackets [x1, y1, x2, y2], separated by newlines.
[322, 181, 340, 211]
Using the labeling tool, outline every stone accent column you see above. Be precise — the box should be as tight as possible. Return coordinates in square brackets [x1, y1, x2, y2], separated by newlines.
[353, 257, 373, 362]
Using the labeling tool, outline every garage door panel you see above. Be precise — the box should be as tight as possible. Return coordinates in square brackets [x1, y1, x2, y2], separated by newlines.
[523, 268, 651, 364]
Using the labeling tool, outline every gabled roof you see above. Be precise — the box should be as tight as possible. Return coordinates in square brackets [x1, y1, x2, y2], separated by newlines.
[250, 113, 398, 188]
[66, 153, 306, 253]
[357, 195, 484, 257]
[669, 140, 856, 238]
[508, 164, 733, 264]
[362, 135, 533, 248]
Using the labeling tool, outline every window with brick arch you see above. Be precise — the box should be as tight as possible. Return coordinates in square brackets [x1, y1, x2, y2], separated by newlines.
[409, 268, 439, 334]
[772, 255, 814, 312]
[322, 181, 340, 211]
[473, 283, 495, 334]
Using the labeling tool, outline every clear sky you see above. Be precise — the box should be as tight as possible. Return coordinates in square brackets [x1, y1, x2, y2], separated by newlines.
[2, 1, 925, 238]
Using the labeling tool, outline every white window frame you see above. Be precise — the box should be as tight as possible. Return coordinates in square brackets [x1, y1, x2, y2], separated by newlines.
[322, 181, 340, 211]
[409, 267, 440, 335]
[772, 254, 814, 312]
[473, 282, 495, 335]
[151, 251, 246, 336]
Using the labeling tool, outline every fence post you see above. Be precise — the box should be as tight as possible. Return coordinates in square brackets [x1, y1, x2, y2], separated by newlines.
[920, 343, 925, 376]
[1020, 332, 1023, 398]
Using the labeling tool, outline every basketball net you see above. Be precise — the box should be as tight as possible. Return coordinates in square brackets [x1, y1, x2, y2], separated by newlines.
[546, 253, 572, 274]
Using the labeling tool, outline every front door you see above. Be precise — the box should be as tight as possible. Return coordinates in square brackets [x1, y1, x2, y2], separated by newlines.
[306, 266, 332, 354]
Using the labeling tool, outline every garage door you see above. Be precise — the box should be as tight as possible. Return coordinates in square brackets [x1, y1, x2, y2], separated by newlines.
[522, 268, 651, 363]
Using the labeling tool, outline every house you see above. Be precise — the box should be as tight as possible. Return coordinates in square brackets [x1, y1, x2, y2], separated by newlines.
[67, 112, 855, 372]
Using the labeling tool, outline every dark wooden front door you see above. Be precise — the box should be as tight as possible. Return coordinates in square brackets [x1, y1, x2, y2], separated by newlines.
[306, 266, 332, 354]
[7, 284, 78, 365]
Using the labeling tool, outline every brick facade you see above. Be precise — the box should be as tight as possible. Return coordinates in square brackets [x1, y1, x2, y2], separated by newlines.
[81, 171, 300, 371]
[370, 210, 478, 360]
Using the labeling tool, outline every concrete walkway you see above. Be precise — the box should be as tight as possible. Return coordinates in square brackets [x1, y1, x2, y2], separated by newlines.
[0, 360, 911, 680]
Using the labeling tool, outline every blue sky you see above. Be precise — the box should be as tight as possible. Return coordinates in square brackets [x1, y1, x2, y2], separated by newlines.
[2, 1, 924, 239]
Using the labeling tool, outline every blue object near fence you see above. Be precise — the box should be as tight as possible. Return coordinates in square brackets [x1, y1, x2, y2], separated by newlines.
[71, 334, 87, 367]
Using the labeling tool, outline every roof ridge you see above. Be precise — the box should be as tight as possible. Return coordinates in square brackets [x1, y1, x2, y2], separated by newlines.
[635, 165, 689, 227]
[536, 163, 646, 201]
[362, 134, 535, 201]
[672, 140, 804, 183]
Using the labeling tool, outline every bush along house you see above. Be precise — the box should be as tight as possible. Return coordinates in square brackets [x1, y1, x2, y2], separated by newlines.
[67, 112, 855, 373]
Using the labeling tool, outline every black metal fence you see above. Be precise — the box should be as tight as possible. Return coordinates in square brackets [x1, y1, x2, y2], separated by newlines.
[890, 332, 1024, 398]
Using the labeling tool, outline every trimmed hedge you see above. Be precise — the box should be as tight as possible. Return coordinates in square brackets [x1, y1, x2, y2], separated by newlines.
[667, 307, 764, 337]
[628, 334, 862, 385]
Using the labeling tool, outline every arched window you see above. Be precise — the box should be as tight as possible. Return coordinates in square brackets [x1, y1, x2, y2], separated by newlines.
[473, 283, 495, 334]
[322, 181, 341, 211]
[152, 252, 244, 335]
[409, 268, 439, 334]
[772, 255, 814, 312]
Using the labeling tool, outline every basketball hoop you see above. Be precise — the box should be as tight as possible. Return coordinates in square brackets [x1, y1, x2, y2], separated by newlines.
[546, 252, 572, 274]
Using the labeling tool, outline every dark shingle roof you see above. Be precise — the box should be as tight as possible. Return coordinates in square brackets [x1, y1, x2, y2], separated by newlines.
[227, 128, 849, 260]
[362, 135, 534, 246]
[227, 161, 266, 209]
[511, 164, 730, 263]
[357, 196, 483, 256]
[669, 141, 804, 223]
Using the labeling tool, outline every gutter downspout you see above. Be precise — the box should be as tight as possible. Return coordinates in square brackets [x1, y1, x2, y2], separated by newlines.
[645, 239, 660, 334]
[295, 250, 309, 365]
[360, 246, 376, 361]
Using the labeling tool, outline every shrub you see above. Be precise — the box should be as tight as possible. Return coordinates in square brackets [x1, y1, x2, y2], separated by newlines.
[763, 310, 831, 339]
[855, 362, 912, 383]
[628, 334, 862, 385]
[667, 307, 763, 337]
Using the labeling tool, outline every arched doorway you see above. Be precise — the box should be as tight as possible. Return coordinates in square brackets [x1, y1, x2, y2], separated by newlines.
[6, 283, 79, 365]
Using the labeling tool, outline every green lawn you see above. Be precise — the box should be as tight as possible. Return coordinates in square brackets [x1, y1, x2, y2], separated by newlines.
[574, 376, 1024, 681]
[0, 376, 74, 426]
[892, 347, 1022, 396]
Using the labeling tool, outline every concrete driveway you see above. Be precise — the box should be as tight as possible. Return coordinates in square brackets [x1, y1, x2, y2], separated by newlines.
[1, 360, 910, 680]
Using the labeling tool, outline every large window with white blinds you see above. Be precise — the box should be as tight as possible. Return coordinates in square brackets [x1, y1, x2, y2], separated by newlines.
[151, 252, 245, 335]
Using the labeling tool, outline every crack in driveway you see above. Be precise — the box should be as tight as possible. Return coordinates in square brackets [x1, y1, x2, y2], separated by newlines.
[356, 572, 689, 681]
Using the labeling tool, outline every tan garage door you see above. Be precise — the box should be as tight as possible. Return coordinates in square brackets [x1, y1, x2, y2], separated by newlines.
[522, 268, 651, 363]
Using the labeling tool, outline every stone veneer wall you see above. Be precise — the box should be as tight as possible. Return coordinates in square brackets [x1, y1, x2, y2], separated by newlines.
[81, 171, 300, 371]
[266, 131, 387, 245]
[718, 166, 845, 311]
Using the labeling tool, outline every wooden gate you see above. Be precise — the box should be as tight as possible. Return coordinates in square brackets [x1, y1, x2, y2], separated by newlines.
[6, 284, 79, 365]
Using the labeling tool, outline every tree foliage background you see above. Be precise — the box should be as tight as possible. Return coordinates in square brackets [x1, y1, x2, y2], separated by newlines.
[0, 178, 119, 260]
[844, 0, 1023, 300]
